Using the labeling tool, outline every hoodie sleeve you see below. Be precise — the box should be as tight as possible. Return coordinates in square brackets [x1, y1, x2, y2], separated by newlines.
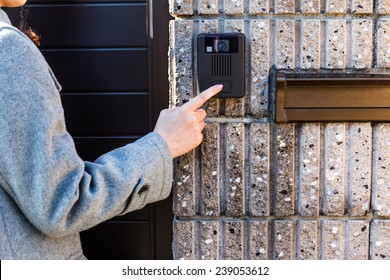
[0, 24, 173, 237]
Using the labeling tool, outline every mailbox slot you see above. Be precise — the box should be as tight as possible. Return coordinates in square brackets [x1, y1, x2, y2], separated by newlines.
[275, 73, 390, 122]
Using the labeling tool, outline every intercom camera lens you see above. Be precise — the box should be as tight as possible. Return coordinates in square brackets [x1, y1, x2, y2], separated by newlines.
[217, 41, 227, 51]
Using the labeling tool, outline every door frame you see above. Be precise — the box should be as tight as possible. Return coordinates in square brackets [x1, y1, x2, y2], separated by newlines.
[148, 0, 173, 259]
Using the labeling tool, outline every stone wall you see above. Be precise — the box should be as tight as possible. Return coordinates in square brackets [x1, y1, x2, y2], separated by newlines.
[168, 0, 390, 260]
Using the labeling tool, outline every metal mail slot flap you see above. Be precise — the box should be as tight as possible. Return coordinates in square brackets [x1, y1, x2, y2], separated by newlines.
[276, 73, 390, 122]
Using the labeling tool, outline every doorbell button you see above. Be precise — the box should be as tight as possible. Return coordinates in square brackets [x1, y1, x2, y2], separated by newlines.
[212, 81, 232, 93]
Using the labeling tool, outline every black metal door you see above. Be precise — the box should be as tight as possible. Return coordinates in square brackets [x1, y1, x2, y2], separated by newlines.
[5, 0, 172, 259]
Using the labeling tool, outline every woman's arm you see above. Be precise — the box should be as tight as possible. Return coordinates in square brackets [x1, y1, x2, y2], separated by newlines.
[0, 24, 173, 237]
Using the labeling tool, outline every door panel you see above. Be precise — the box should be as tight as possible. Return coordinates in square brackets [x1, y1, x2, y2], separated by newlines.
[43, 50, 148, 92]
[12, 4, 147, 47]
[61, 93, 149, 135]
[81, 222, 152, 260]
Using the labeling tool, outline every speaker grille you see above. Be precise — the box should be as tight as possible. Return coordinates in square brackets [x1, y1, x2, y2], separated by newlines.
[211, 54, 232, 76]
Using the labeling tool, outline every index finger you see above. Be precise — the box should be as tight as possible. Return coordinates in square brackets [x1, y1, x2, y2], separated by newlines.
[183, 84, 223, 111]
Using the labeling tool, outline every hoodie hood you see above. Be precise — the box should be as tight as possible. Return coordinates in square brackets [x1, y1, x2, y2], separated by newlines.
[0, 8, 12, 25]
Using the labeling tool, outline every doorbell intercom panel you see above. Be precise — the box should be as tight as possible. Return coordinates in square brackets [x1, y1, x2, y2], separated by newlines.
[197, 33, 246, 98]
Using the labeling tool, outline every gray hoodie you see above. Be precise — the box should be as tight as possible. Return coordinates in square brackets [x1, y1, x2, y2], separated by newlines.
[0, 9, 173, 259]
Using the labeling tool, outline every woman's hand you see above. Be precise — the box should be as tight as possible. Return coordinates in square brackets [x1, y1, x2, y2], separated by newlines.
[154, 84, 223, 158]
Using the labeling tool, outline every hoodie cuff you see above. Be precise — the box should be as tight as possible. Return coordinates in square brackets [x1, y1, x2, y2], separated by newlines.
[137, 132, 173, 203]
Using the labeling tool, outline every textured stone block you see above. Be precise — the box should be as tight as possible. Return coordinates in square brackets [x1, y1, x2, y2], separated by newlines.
[351, 20, 373, 69]
[298, 123, 321, 216]
[347, 123, 372, 216]
[377, 0, 390, 14]
[249, 76, 269, 117]
[326, 0, 346, 14]
[372, 124, 390, 216]
[224, 0, 244, 15]
[346, 220, 369, 259]
[199, 19, 219, 33]
[249, 0, 270, 14]
[170, 0, 194, 15]
[199, 221, 219, 259]
[300, 20, 321, 69]
[198, 0, 219, 14]
[297, 220, 318, 260]
[225, 123, 245, 216]
[324, 124, 346, 216]
[173, 220, 195, 260]
[198, 20, 219, 117]
[377, 19, 390, 68]
[224, 19, 244, 40]
[170, 17, 196, 216]
[300, 0, 320, 13]
[321, 220, 344, 260]
[273, 220, 293, 259]
[200, 123, 220, 216]
[326, 20, 347, 69]
[352, 0, 373, 13]
[275, 0, 295, 14]
[274, 124, 295, 216]
[224, 220, 244, 259]
[248, 220, 269, 260]
[275, 20, 295, 69]
[169, 0, 390, 262]
[250, 20, 270, 116]
[169, 20, 194, 106]
[224, 20, 245, 117]
[371, 220, 390, 260]
[174, 152, 196, 216]
[249, 123, 270, 216]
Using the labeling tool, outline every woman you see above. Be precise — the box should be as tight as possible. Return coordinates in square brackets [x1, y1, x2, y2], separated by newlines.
[0, 0, 222, 259]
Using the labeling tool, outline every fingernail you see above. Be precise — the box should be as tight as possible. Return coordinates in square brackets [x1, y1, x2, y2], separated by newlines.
[216, 84, 223, 90]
